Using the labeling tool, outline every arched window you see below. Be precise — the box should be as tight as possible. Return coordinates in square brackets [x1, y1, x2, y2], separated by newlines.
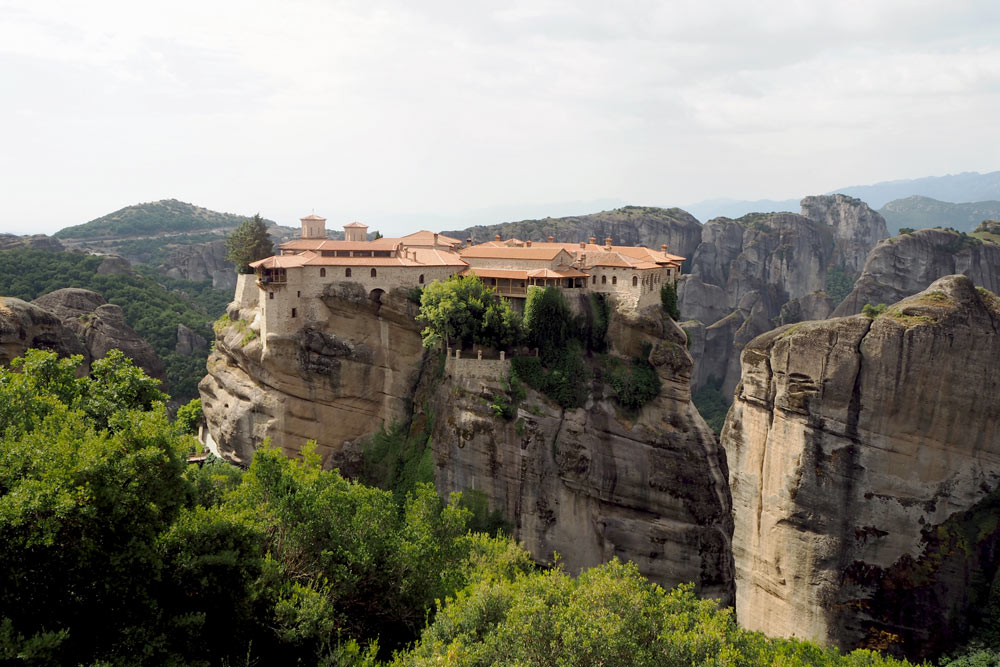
[632, 275, 638, 287]
[371, 268, 377, 278]
[601, 275, 607, 285]
[612, 276, 618, 285]
[345, 268, 351, 277]
[591, 275, 596, 285]
[419, 274, 425, 284]
[320, 268, 326, 278]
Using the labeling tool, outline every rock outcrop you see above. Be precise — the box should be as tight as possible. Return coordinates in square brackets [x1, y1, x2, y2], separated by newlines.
[31, 288, 166, 384]
[444, 206, 704, 262]
[800, 194, 889, 274]
[160, 240, 237, 291]
[0, 296, 88, 366]
[678, 198, 887, 397]
[0, 234, 64, 252]
[426, 301, 735, 603]
[175, 323, 208, 356]
[724, 276, 1000, 658]
[833, 228, 1000, 317]
[199, 283, 426, 468]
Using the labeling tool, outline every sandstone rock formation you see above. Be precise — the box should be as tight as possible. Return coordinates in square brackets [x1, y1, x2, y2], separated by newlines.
[199, 283, 426, 468]
[678, 198, 887, 397]
[175, 323, 208, 355]
[160, 240, 237, 291]
[95, 255, 133, 276]
[833, 228, 1000, 317]
[426, 302, 734, 602]
[800, 194, 888, 274]
[0, 296, 88, 366]
[724, 275, 1000, 658]
[31, 288, 166, 384]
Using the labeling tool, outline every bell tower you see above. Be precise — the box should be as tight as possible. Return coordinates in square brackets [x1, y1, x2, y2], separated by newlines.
[300, 214, 327, 239]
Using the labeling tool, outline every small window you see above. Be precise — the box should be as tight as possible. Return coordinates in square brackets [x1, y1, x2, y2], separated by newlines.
[632, 276, 638, 287]
[320, 268, 326, 277]
[371, 268, 377, 278]
[345, 268, 351, 278]
[297, 290, 301, 298]
[291, 308, 297, 318]
[419, 274, 424, 284]
[269, 292, 274, 300]
[601, 275, 607, 285]
[591, 275, 596, 285]
[612, 276, 617, 285]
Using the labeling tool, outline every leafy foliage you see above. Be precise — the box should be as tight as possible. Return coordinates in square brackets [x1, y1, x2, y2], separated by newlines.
[225, 213, 274, 274]
[863, 303, 889, 318]
[512, 341, 591, 409]
[398, 559, 915, 667]
[175, 397, 203, 435]
[825, 264, 856, 307]
[660, 280, 680, 320]
[417, 274, 522, 349]
[692, 376, 730, 435]
[602, 352, 661, 411]
[0, 248, 222, 402]
[523, 286, 572, 364]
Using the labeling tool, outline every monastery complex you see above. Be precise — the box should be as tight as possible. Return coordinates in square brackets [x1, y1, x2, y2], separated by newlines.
[245, 214, 684, 340]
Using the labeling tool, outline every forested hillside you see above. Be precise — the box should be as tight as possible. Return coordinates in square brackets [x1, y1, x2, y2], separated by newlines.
[0, 249, 220, 400]
[54, 199, 279, 240]
[879, 196, 1000, 233]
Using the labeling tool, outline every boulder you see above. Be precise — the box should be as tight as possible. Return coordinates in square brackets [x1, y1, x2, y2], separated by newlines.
[0, 296, 88, 366]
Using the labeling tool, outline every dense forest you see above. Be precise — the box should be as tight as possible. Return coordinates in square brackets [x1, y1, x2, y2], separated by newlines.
[0, 348, 945, 666]
[0, 249, 223, 401]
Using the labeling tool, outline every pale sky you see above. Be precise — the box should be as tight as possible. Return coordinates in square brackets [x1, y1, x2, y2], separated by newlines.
[2, 0, 999, 236]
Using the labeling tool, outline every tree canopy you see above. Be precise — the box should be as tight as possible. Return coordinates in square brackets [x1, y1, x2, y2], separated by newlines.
[417, 274, 522, 349]
[225, 213, 274, 274]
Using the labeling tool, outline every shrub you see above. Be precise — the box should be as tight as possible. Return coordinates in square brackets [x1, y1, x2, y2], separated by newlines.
[603, 354, 661, 411]
[660, 281, 680, 320]
[862, 303, 888, 318]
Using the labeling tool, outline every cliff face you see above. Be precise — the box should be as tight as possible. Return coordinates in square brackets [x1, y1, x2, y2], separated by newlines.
[199, 282, 426, 468]
[160, 240, 237, 291]
[0, 296, 89, 366]
[833, 229, 1000, 316]
[426, 303, 735, 603]
[678, 198, 887, 396]
[724, 276, 1000, 658]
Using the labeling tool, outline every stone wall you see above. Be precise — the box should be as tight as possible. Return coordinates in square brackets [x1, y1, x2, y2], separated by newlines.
[443, 348, 511, 382]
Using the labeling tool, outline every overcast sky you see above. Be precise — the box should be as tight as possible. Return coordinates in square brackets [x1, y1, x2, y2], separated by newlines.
[2, 0, 999, 236]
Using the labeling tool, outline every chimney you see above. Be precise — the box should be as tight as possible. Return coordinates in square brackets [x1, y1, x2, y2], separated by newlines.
[433, 233, 439, 245]
[494, 234, 501, 241]
[605, 236, 613, 249]
[579, 241, 586, 249]
[547, 235, 554, 242]
[660, 244, 668, 252]
[466, 237, 473, 247]
[589, 236, 597, 245]
[526, 240, 532, 247]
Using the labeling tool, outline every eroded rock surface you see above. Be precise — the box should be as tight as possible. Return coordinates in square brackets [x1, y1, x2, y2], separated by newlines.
[160, 240, 237, 291]
[833, 228, 1000, 316]
[724, 275, 1000, 658]
[31, 288, 166, 384]
[0, 296, 88, 366]
[427, 303, 735, 602]
[199, 284, 425, 469]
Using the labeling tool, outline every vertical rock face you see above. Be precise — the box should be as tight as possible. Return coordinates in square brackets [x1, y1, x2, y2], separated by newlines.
[678, 197, 887, 396]
[160, 240, 237, 291]
[800, 194, 889, 274]
[724, 276, 1000, 658]
[833, 228, 1000, 317]
[199, 283, 426, 468]
[427, 304, 735, 603]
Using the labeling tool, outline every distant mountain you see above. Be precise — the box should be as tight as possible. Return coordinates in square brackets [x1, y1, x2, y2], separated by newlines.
[442, 205, 705, 262]
[680, 198, 801, 222]
[54, 199, 283, 240]
[878, 196, 1000, 234]
[832, 171, 1000, 209]
[682, 171, 1000, 222]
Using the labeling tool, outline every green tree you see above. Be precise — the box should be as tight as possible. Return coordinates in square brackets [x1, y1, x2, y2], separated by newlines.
[523, 286, 571, 364]
[175, 397, 203, 435]
[660, 280, 680, 320]
[225, 213, 274, 274]
[418, 274, 521, 349]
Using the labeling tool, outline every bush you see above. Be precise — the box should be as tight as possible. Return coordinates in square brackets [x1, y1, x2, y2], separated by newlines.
[660, 281, 680, 320]
[511, 342, 591, 410]
[523, 286, 573, 363]
[603, 354, 661, 411]
[862, 303, 888, 318]
[825, 265, 855, 306]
